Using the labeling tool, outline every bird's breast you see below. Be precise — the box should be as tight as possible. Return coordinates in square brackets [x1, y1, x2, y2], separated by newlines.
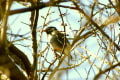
[47, 34, 62, 50]
[47, 34, 53, 42]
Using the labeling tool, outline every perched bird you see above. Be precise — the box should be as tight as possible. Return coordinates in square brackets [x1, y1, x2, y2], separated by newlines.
[43, 27, 71, 58]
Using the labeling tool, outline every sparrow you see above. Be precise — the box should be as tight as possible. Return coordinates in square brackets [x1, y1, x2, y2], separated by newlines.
[43, 27, 71, 58]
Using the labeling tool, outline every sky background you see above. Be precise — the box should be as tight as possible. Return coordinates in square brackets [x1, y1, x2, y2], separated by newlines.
[7, 0, 120, 80]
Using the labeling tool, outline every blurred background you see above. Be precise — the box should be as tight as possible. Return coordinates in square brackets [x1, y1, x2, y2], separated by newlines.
[0, 0, 120, 80]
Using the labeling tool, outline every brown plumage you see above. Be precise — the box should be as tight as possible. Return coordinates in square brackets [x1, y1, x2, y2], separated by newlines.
[43, 27, 71, 58]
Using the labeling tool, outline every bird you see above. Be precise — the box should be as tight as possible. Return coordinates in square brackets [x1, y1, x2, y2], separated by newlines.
[43, 26, 71, 59]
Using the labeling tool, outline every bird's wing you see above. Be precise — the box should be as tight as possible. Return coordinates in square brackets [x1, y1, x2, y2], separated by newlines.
[56, 32, 69, 46]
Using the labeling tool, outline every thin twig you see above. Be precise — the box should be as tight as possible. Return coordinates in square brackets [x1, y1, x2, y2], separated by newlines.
[94, 62, 120, 80]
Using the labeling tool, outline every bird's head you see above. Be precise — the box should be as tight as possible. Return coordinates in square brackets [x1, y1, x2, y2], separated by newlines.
[43, 27, 58, 35]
